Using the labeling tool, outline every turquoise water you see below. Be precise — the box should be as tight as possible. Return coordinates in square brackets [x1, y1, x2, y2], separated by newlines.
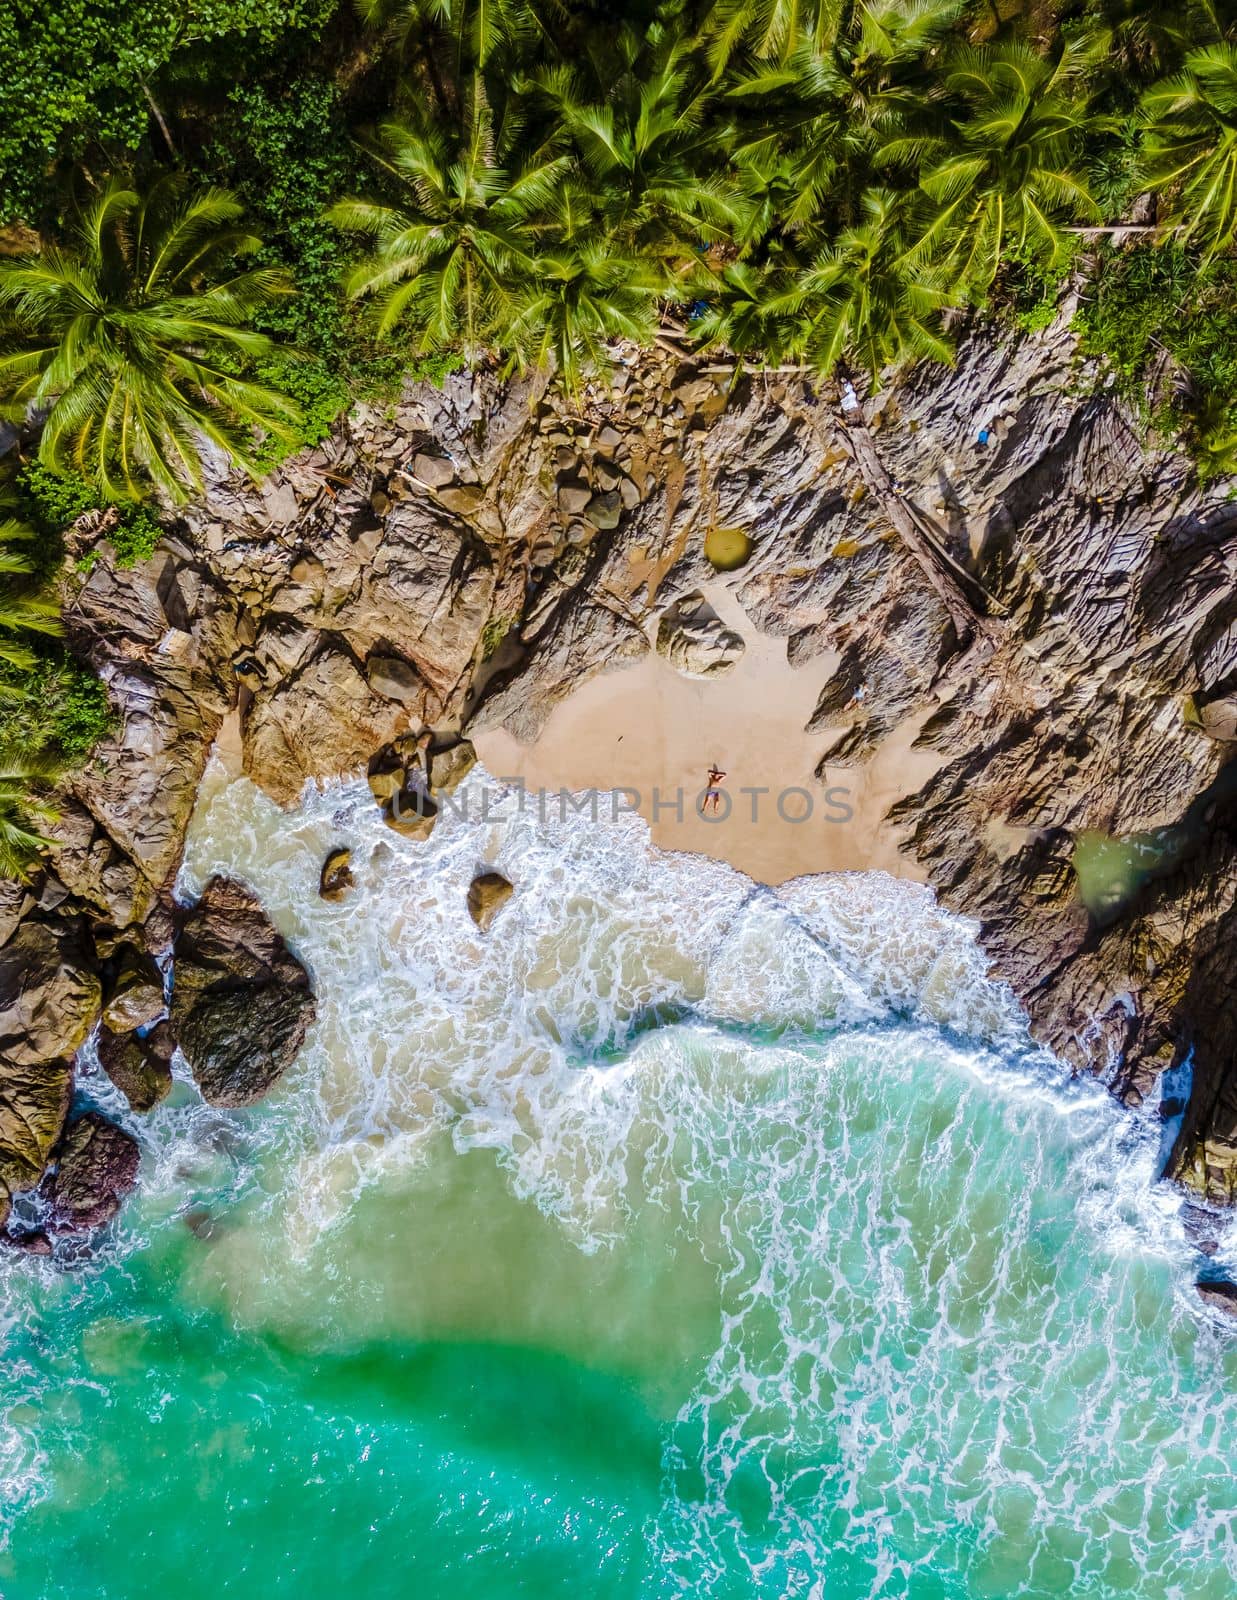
[1, 766, 1234, 1599]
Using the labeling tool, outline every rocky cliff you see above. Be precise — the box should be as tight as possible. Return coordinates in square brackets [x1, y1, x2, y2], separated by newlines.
[2, 308, 1235, 1235]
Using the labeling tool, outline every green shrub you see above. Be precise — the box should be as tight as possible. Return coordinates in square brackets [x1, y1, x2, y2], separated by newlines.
[0, 1, 339, 220]
[19, 463, 164, 568]
[0, 652, 113, 763]
[1074, 245, 1237, 478]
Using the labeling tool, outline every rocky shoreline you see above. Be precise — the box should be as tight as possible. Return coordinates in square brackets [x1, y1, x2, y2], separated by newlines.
[2, 312, 1235, 1257]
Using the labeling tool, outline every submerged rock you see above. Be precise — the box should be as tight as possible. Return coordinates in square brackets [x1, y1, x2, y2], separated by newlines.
[171, 877, 316, 1108]
[45, 1111, 141, 1233]
[97, 1019, 175, 1113]
[319, 847, 355, 902]
[467, 871, 513, 931]
[1196, 1279, 1237, 1317]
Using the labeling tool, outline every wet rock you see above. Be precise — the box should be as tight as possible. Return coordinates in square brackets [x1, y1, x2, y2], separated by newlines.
[171, 877, 317, 1108]
[45, 1111, 141, 1233]
[467, 871, 513, 931]
[101, 949, 165, 1034]
[655, 595, 746, 679]
[0, 1227, 52, 1256]
[383, 791, 438, 840]
[97, 1020, 175, 1113]
[319, 847, 354, 902]
[428, 738, 477, 794]
[1196, 1279, 1237, 1317]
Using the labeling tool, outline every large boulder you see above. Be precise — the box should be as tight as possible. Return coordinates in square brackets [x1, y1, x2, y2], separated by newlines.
[171, 877, 316, 1107]
[467, 871, 513, 931]
[655, 594, 746, 678]
[0, 919, 101, 1067]
[45, 1111, 141, 1233]
[0, 918, 100, 1202]
[101, 948, 165, 1033]
[0, 1056, 73, 1202]
[97, 1019, 175, 1113]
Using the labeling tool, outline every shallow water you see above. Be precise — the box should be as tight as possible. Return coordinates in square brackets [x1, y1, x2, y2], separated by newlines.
[1, 763, 1234, 1599]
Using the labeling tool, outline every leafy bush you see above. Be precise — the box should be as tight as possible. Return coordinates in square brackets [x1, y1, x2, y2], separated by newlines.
[20, 463, 164, 568]
[1074, 244, 1237, 476]
[0, 1, 339, 220]
[0, 654, 114, 762]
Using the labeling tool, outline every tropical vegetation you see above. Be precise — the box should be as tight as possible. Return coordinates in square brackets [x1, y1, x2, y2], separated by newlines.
[3, 0, 1237, 872]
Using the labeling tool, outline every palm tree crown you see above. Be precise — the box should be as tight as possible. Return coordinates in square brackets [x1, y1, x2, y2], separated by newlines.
[0, 175, 300, 502]
[331, 80, 568, 357]
[1144, 43, 1237, 262]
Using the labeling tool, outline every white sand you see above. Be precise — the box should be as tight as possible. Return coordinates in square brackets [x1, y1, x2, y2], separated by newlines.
[476, 584, 943, 886]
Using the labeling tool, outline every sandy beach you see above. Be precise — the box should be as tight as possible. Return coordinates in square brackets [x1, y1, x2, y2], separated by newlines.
[476, 584, 943, 886]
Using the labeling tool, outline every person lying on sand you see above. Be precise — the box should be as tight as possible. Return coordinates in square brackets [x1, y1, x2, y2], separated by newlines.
[704, 765, 727, 814]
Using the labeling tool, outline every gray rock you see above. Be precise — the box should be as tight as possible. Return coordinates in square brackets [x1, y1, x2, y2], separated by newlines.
[412, 452, 455, 488]
[655, 596, 746, 678]
[584, 490, 623, 530]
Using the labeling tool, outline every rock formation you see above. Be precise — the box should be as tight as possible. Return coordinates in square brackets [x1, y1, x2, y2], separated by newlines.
[467, 871, 514, 931]
[2, 311, 1236, 1225]
[44, 1111, 141, 1233]
[170, 876, 316, 1107]
[655, 593, 746, 677]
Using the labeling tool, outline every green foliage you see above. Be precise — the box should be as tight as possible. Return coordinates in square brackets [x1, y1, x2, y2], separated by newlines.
[0, 174, 302, 501]
[0, 654, 113, 765]
[3, 0, 1237, 468]
[0, 1, 339, 221]
[0, 478, 112, 878]
[19, 464, 164, 569]
[1074, 243, 1237, 475]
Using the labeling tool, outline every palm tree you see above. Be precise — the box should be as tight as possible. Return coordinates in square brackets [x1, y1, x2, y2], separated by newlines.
[0, 176, 301, 503]
[330, 79, 569, 358]
[899, 42, 1100, 296]
[0, 748, 61, 881]
[771, 189, 957, 375]
[358, 0, 536, 71]
[1144, 43, 1237, 262]
[0, 512, 61, 673]
[697, 0, 844, 73]
[533, 37, 749, 256]
[504, 234, 665, 393]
